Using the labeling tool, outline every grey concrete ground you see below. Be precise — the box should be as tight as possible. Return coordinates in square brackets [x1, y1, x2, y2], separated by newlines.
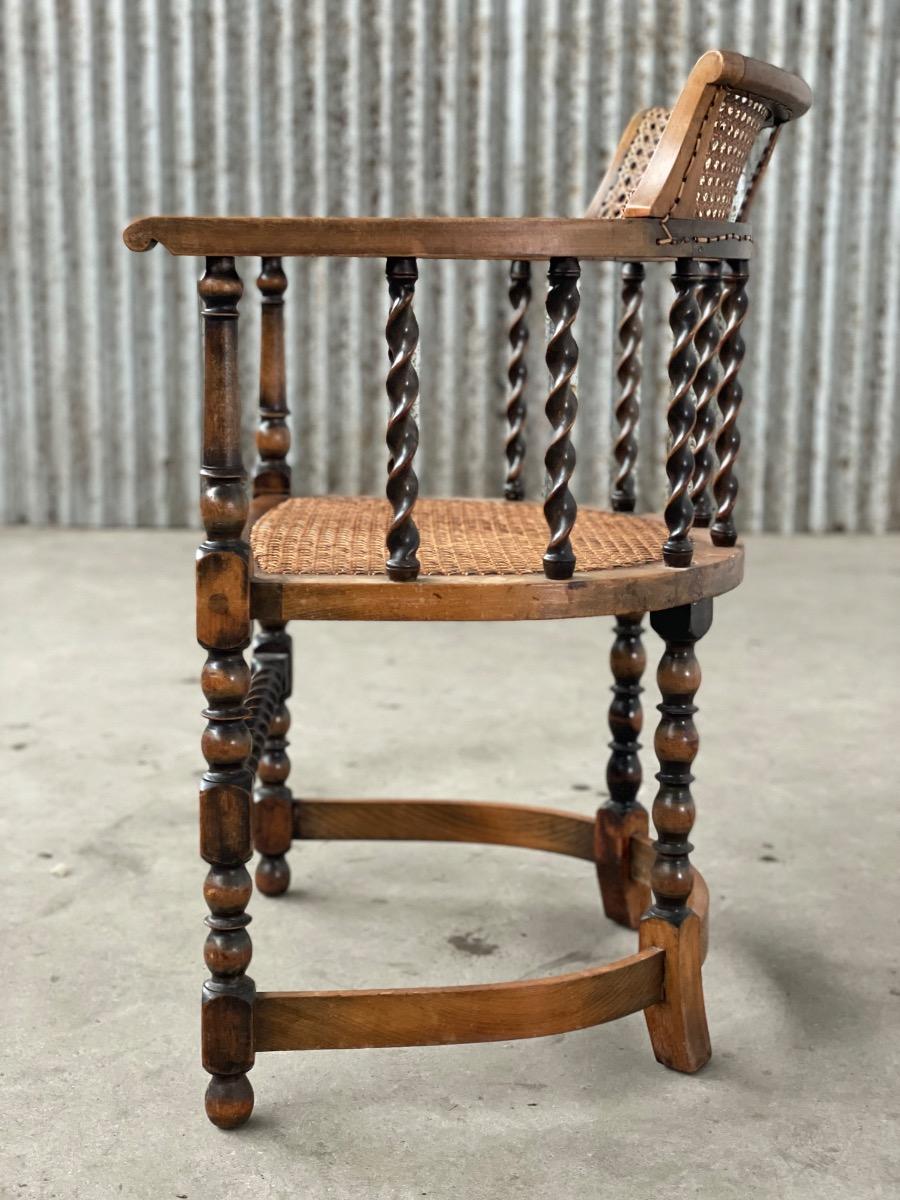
[3, 530, 899, 1200]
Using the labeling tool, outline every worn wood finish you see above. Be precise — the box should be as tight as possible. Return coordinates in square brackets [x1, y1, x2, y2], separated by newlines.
[196, 257, 255, 1129]
[690, 261, 723, 526]
[293, 797, 596, 860]
[542, 257, 581, 579]
[123, 215, 754, 261]
[663, 259, 702, 567]
[639, 600, 713, 1074]
[254, 948, 665, 1052]
[251, 623, 293, 897]
[505, 260, 531, 500]
[384, 257, 421, 581]
[252, 531, 743, 623]
[611, 263, 644, 513]
[253, 257, 291, 502]
[712, 260, 750, 547]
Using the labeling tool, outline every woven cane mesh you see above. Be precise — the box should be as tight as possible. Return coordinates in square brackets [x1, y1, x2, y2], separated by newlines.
[251, 496, 666, 578]
[589, 107, 670, 219]
[673, 87, 771, 220]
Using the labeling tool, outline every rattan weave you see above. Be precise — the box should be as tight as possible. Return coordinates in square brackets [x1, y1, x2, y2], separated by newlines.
[251, 496, 666, 578]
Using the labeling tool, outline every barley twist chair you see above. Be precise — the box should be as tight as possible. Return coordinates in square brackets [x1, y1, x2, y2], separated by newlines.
[125, 49, 810, 1129]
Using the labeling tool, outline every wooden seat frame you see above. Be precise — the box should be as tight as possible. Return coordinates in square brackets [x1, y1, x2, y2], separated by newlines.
[124, 50, 810, 1128]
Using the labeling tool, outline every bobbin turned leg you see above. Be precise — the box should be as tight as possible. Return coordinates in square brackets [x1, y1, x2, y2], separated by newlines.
[640, 599, 713, 1074]
[198, 257, 255, 1127]
[596, 613, 651, 929]
[252, 622, 294, 896]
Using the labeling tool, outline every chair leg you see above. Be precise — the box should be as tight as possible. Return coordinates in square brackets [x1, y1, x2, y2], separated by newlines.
[252, 622, 294, 897]
[640, 599, 713, 1073]
[596, 613, 651, 929]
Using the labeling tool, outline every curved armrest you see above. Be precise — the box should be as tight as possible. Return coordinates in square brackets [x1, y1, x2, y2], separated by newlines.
[123, 215, 752, 261]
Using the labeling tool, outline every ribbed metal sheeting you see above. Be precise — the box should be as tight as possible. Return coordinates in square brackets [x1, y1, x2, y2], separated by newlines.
[1, 0, 898, 530]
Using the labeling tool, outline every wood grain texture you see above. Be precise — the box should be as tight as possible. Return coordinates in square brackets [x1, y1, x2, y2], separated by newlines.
[122, 216, 753, 260]
[253, 948, 665, 1052]
[639, 911, 710, 1072]
[292, 798, 596, 860]
[626, 50, 810, 219]
[251, 530, 743, 623]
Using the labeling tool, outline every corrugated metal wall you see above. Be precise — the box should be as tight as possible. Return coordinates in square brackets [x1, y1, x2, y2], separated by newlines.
[1, 0, 898, 531]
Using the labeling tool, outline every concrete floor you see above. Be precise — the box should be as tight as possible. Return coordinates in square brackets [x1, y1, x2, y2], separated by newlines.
[3, 530, 899, 1199]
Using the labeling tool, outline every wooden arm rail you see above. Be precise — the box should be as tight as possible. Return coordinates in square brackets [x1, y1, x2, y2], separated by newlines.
[123, 215, 753, 261]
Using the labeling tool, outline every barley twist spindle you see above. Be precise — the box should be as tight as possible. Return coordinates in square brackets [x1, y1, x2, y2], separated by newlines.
[505, 260, 531, 500]
[384, 257, 421, 581]
[712, 260, 749, 547]
[253, 257, 291, 501]
[197, 257, 255, 1129]
[663, 259, 702, 567]
[542, 256, 581, 580]
[611, 263, 644, 513]
[689, 262, 723, 526]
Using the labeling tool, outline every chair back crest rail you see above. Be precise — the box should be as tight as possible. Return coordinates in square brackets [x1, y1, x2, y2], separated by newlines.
[124, 50, 809, 583]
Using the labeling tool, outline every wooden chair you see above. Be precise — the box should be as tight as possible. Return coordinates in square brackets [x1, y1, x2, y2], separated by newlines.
[124, 49, 810, 1129]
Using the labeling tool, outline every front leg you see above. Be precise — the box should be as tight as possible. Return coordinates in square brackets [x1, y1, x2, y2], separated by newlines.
[640, 599, 713, 1074]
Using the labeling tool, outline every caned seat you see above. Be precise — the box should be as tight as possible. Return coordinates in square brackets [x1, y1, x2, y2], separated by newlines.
[125, 48, 810, 1130]
[250, 496, 743, 622]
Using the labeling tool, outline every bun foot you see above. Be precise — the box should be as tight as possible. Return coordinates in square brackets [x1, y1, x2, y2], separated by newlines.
[255, 853, 291, 897]
[205, 1073, 254, 1129]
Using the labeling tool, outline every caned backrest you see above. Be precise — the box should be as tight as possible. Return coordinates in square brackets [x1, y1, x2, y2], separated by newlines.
[587, 50, 811, 223]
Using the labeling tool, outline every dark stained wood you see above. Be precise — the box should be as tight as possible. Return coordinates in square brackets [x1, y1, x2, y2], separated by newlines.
[605, 613, 646, 810]
[253, 257, 291, 502]
[712, 260, 750, 547]
[197, 257, 255, 1129]
[542, 257, 581, 579]
[597, 612, 650, 929]
[690, 261, 723, 526]
[123, 215, 755, 261]
[253, 948, 665, 1052]
[384, 257, 421, 581]
[611, 263, 644, 513]
[663, 259, 702, 567]
[251, 530, 744, 623]
[504, 260, 531, 500]
[292, 798, 596, 860]
[647, 600, 712, 921]
[251, 623, 293, 897]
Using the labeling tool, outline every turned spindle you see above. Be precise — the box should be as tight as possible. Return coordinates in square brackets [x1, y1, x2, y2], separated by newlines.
[690, 262, 723, 527]
[197, 257, 255, 1129]
[611, 263, 644, 513]
[596, 612, 651, 929]
[663, 259, 702, 568]
[543, 256, 580, 580]
[712, 260, 750, 547]
[384, 257, 421, 581]
[252, 622, 293, 897]
[253, 257, 291, 502]
[505, 260, 531, 500]
[639, 599, 713, 1073]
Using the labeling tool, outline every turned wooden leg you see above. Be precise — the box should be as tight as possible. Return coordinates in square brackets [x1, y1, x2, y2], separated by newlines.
[596, 613, 651, 929]
[640, 599, 713, 1074]
[252, 621, 294, 897]
[197, 257, 255, 1128]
